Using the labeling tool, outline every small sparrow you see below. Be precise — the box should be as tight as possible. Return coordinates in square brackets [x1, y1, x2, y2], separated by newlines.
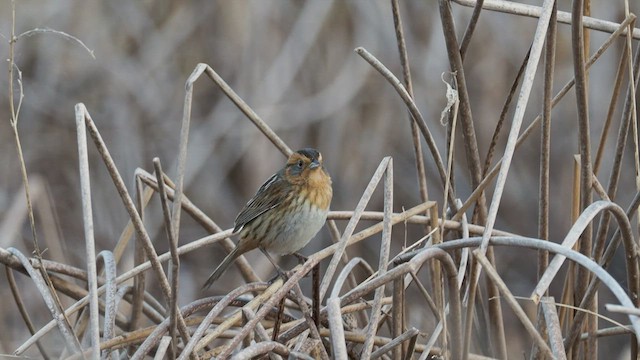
[202, 148, 332, 289]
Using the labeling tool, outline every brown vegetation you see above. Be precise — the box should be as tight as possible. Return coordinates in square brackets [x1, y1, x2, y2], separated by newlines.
[1, 0, 640, 358]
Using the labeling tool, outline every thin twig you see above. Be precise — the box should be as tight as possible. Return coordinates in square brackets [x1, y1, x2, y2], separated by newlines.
[15, 28, 95, 58]
[153, 158, 181, 359]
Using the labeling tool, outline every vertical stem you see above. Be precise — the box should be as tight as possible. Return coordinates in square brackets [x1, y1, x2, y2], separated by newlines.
[582, 0, 599, 354]
[9, 2, 76, 356]
[130, 177, 146, 332]
[153, 159, 180, 360]
[8, 0, 44, 288]
[538, 0, 557, 280]
[361, 160, 393, 358]
[388, 9, 428, 351]
[429, 205, 445, 349]
[438, 0, 487, 222]
[74, 104, 100, 358]
[535, 22, 556, 352]
[571, 0, 594, 356]
[593, 28, 630, 175]
[390, 0, 430, 209]
[459, 0, 485, 61]
[392, 274, 405, 359]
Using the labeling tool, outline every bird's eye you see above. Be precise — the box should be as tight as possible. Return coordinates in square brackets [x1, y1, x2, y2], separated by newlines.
[296, 160, 304, 168]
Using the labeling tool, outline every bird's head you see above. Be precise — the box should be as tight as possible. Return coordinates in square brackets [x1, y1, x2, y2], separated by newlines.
[284, 148, 331, 187]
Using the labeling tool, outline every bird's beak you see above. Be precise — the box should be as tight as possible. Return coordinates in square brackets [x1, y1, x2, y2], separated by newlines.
[309, 160, 321, 169]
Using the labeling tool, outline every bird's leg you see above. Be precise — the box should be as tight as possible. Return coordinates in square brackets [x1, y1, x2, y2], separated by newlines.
[290, 252, 313, 279]
[291, 252, 308, 265]
[291, 252, 312, 277]
[260, 248, 289, 281]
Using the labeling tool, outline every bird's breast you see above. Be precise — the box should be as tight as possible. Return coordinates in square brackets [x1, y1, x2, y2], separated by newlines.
[306, 168, 332, 210]
[263, 202, 328, 254]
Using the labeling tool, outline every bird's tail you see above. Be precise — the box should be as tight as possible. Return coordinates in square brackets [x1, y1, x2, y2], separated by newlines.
[201, 246, 241, 290]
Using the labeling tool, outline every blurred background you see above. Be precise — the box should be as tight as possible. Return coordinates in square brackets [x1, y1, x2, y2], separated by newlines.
[0, 0, 639, 357]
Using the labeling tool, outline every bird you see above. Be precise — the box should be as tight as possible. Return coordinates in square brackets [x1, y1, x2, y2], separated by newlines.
[202, 148, 332, 289]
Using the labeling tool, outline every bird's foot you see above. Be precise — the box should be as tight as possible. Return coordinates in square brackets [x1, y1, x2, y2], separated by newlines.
[267, 268, 296, 283]
[291, 252, 308, 264]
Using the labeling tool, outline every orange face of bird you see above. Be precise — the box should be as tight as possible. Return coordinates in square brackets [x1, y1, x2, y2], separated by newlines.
[284, 149, 333, 211]
[285, 150, 322, 180]
[284, 149, 332, 196]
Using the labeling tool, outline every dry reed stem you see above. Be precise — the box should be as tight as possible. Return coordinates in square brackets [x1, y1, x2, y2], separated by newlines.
[13, 228, 231, 355]
[320, 156, 392, 299]
[372, 247, 463, 360]
[564, 192, 640, 349]
[531, 201, 637, 303]
[6, 203, 514, 357]
[438, 0, 486, 224]
[95, 251, 117, 359]
[153, 158, 181, 358]
[594, 32, 631, 174]
[78, 106, 196, 356]
[571, 4, 596, 354]
[606, 304, 640, 317]
[390, 0, 429, 212]
[5, 267, 50, 359]
[154, 336, 173, 360]
[277, 203, 433, 343]
[473, 249, 553, 358]
[459, 0, 485, 60]
[174, 283, 272, 359]
[4, 209, 439, 311]
[360, 159, 393, 359]
[216, 264, 320, 357]
[392, 265, 405, 359]
[230, 342, 314, 360]
[74, 103, 100, 359]
[537, 1, 556, 283]
[129, 174, 148, 338]
[388, 7, 430, 354]
[541, 297, 567, 360]
[291, 284, 330, 360]
[354, 47, 456, 206]
[240, 308, 276, 349]
[450, 12, 637, 224]
[326, 297, 347, 358]
[454, 0, 640, 38]
[8, 248, 82, 354]
[435, 237, 640, 339]
[482, 47, 530, 179]
[463, 1, 557, 356]
[370, 327, 419, 359]
[477, 0, 554, 257]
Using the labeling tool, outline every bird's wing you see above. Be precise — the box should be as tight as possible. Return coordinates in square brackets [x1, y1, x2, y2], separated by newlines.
[233, 171, 287, 233]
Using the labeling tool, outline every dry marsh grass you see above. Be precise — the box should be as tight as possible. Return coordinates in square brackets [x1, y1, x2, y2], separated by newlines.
[1, 0, 640, 359]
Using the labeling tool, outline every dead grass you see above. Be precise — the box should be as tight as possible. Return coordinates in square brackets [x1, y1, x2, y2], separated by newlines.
[1, 0, 640, 359]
